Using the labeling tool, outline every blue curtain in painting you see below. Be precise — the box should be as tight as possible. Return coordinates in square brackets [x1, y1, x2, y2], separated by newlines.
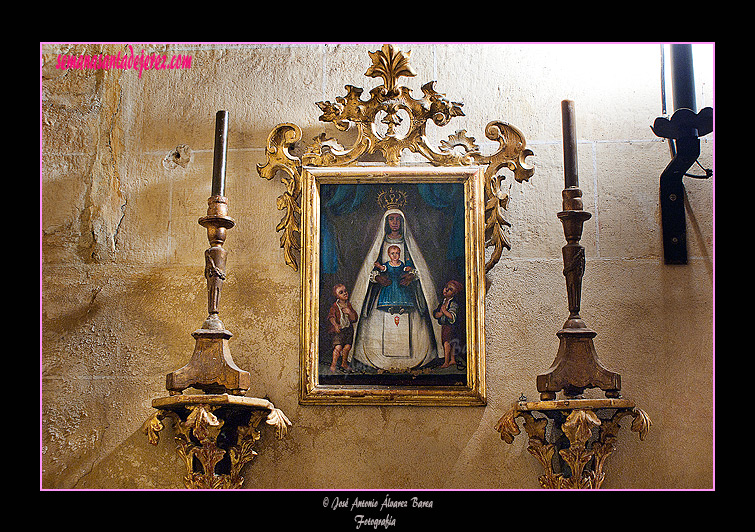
[320, 183, 464, 274]
[320, 184, 368, 274]
[416, 183, 465, 262]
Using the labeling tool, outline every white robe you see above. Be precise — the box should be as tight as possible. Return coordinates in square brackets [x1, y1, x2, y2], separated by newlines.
[349, 209, 442, 370]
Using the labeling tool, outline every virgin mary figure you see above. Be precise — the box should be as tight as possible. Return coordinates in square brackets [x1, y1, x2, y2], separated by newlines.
[349, 208, 443, 371]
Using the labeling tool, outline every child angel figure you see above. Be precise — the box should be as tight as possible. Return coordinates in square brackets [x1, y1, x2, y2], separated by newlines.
[327, 283, 359, 371]
[433, 280, 463, 369]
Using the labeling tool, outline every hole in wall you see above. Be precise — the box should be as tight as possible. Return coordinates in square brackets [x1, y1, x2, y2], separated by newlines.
[163, 144, 192, 169]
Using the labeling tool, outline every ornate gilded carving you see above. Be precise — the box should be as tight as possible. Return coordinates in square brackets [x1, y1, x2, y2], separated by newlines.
[144, 397, 291, 489]
[365, 44, 416, 93]
[558, 409, 601, 488]
[258, 123, 304, 270]
[495, 399, 651, 489]
[257, 44, 534, 275]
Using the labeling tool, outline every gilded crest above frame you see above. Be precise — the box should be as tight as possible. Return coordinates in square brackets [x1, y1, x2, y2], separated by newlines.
[257, 44, 534, 405]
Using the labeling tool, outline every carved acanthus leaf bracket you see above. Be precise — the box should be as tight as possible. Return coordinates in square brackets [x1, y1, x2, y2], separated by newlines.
[144, 402, 291, 489]
[495, 402, 651, 489]
[257, 44, 534, 274]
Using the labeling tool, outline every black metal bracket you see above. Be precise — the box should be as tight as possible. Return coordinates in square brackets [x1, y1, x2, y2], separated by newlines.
[651, 107, 713, 264]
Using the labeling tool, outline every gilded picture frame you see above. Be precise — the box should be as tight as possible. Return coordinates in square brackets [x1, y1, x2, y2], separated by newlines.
[300, 165, 486, 405]
[257, 44, 534, 405]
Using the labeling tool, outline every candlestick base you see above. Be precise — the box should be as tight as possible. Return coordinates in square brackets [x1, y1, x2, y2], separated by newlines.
[166, 326, 251, 396]
[536, 321, 621, 400]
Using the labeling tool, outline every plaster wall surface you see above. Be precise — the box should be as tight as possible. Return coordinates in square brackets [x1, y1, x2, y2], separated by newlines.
[41, 43, 714, 489]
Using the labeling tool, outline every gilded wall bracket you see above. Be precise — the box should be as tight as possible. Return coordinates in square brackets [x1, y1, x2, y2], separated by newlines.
[495, 398, 651, 489]
[257, 44, 534, 278]
[144, 394, 291, 489]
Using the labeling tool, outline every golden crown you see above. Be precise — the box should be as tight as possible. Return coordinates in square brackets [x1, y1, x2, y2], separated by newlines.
[377, 188, 408, 210]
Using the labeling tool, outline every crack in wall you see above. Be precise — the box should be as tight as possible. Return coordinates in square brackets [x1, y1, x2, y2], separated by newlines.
[79, 58, 127, 263]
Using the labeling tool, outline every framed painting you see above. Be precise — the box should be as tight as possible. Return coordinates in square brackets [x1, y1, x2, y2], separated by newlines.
[300, 165, 486, 405]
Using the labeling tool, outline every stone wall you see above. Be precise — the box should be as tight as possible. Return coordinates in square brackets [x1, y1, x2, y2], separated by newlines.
[41, 43, 714, 489]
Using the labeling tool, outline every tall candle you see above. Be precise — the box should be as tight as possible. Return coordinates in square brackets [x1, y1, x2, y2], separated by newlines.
[561, 100, 578, 188]
[211, 110, 229, 197]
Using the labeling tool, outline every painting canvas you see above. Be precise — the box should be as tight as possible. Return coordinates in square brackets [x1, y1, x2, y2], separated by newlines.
[300, 166, 486, 405]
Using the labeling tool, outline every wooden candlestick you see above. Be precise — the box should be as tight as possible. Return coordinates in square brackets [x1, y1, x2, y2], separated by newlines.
[536, 101, 621, 400]
[166, 111, 250, 395]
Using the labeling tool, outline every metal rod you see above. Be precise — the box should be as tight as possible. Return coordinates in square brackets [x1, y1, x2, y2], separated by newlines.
[660, 44, 668, 117]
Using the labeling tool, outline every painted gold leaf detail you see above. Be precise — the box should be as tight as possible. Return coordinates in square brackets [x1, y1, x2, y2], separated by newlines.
[365, 44, 416, 92]
[562, 409, 600, 446]
[440, 130, 479, 154]
[142, 412, 164, 446]
[266, 407, 293, 440]
[495, 407, 521, 444]
[631, 408, 651, 441]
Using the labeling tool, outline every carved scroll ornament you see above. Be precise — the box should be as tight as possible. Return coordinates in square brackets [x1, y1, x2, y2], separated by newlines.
[257, 44, 534, 276]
